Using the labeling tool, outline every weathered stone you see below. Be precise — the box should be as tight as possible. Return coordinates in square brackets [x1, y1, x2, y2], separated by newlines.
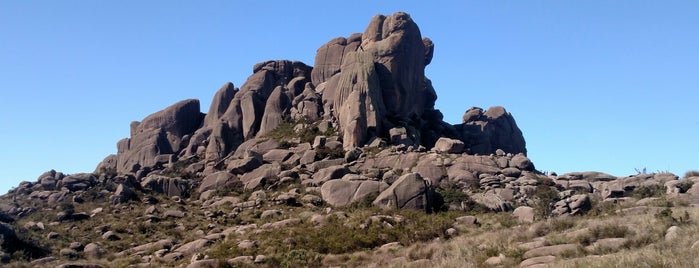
[321, 180, 389, 207]
[373, 173, 438, 211]
[522, 244, 578, 259]
[227, 157, 263, 175]
[239, 163, 281, 190]
[101, 231, 120, 241]
[187, 259, 219, 268]
[513, 206, 535, 223]
[198, 171, 237, 193]
[510, 154, 533, 170]
[458, 106, 527, 155]
[471, 192, 512, 212]
[113, 99, 204, 174]
[165, 210, 185, 218]
[434, 137, 465, 154]
[141, 175, 190, 197]
[519, 255, 556, 268]
[309, 165, 350, 186]
[174, 239, 213, 255]
[83, 243, 103, 259]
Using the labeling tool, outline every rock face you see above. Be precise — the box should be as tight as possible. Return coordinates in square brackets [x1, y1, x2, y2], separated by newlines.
[372, 173, 440, 212]
[107, 99, 204, 174]
[457, 106, 526, 155]
[97, 11, 529, 179]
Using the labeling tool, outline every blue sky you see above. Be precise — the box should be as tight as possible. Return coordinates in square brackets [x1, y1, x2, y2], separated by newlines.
[1, 1, 698, 193]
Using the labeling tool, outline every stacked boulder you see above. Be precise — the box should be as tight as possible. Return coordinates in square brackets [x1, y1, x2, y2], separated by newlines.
[95, 12, 528, 180]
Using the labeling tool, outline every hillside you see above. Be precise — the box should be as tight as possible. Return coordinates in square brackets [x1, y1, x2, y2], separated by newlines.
[1, 12, 698, 268]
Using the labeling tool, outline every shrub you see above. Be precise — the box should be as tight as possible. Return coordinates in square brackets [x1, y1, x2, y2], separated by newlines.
[529, 185, 559, 220]
[271, 249, 322, 268]
[437, 183, 469, 206]
[684, 170, 699, 178]
[575, 224, 633, 246]
[631, 184, 666, 199]
[677, 180, 694, 193]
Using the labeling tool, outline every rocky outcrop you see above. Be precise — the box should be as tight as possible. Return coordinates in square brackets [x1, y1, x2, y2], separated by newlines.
[457, 106, 527, 155]
[111, 99, 204, 174]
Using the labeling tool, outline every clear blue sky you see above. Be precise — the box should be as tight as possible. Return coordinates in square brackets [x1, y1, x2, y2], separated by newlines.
[1, 1, 698, 194]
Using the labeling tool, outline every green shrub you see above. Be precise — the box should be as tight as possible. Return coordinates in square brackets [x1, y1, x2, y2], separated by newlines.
[437, 183, 469, 206]
[631, 185, 666, 199]
[530, 185, 559, 220]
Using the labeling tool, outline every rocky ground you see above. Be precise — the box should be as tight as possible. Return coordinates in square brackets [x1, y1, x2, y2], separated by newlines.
[2, 11, 698, 268]
[2, 138, 698, 267]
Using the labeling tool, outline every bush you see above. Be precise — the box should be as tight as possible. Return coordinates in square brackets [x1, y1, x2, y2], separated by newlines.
[529, 185, 559, 220]
[684, 170, 699, 178]
[631, 185, 666, 199]
[575, 224, 633, 246]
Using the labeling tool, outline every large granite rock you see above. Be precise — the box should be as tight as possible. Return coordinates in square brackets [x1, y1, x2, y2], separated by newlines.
[457, 106, 526, 155]
[372, 173, 440, 212]
[321, 179, 389, 207]
[112, 99, 204, 174]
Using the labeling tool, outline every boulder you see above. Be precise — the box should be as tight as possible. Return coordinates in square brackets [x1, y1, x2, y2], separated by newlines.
[470, 192, 512, 212]
[83, 243, 103, 259]
[239, 163, 281, 190]
[522, 244, 578, 259]
[227, 157, 263, 175]
[434, 137, 465, 154]
[111, 184, 137, 205]
[309, 165, 350, 186]
[372, 173, 439, 212]
[197, 171, 238, 193]
[320, 180, 389, 207]
[458, 106, 526, 155]
[113, 99, 204, 174]
[141, 175, 190, 197]
[513, 206, 535, 223]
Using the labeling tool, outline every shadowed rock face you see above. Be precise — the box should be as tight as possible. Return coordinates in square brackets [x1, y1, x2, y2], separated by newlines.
[457, 106, 527, 155]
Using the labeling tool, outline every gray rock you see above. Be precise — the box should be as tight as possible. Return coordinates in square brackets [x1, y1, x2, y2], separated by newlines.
[187, 259, 219, 268]
[227, 156, 263, 175]
[373, 173, 438, 211]
[522, 244, 578, 259]
[519, 255, 556, 268]
[101, 231, 120, 241]
[513, 206, 535, 223]
[309, 165, 350, 186]
[165, 210, 185, 218]
[471, 192, 512, 212]
[458, 106, 527, 155]
[141, 175, 190, 197]
[174, 238, 213, 255]
[198, 171, 238, 193]
[434, 137, 465, 154]
[111, 184, 137, 205]
[510, 154, 533, 170]
[113, 99, 203, 174]
[239, 163, 281, 190]
[83, 243, 103, 259]
[321, 180, 389, 207]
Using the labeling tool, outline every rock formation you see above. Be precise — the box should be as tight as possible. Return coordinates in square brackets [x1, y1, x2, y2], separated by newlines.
[96, 12, 527, 178]
[1, 11, 698, 268]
